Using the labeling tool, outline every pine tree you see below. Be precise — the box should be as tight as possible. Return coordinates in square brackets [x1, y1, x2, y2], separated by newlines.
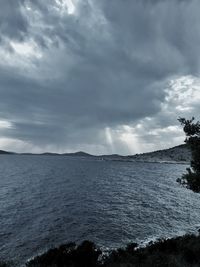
[177, 117, 200, 192]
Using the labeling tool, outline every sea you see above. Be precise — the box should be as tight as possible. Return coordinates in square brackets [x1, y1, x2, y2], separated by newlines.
[0, 155, 200, 266]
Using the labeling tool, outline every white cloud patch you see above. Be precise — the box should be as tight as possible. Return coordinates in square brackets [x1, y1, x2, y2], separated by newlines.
[164, 76, 200, 113]
[0, 120, 13, 129]
[10, 40, 42, 58]
[57, 0, 76, 14]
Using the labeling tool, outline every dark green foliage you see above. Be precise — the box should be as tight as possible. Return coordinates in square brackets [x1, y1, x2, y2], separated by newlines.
[26, 241, 101, 267]
[0, 262, 13, 267]
[26, 234, 200, 267]
[178, 117, 200, 192]
[103, 234, 200, 267]
[178, 170, 200, 192]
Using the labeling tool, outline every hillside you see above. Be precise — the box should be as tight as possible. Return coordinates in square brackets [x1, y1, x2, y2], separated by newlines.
[127, 144, 191, 163]
[63, 151, 93, 157]
[0, 150, 14, 155]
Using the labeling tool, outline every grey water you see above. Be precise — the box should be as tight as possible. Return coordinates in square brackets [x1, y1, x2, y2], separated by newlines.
[0, 155, 200, 265]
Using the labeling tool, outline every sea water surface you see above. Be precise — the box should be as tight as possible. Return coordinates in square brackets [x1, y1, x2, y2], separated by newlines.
[0, 155, 200, 265]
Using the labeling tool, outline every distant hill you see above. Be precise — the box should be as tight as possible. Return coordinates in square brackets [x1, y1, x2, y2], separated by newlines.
[63, 151, 93, 157]
[0, 144, 191, 163]
[40, 152, 60, 156]
[62, 145, 191, 163]
[127, 144, 191, 163]
[0, 150, 14, 155]
[20, 151, 93, 157]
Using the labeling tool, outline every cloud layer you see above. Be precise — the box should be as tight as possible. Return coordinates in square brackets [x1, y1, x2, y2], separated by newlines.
[0, 0, 200, 154]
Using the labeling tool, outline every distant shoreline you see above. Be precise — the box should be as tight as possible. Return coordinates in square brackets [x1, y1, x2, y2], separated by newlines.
[0, 152, 190, 165]
[0, 144, 191, 165]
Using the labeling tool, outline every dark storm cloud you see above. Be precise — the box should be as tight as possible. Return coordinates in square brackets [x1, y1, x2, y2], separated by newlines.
[0, 0, 200, 153]
[97, 0, 200, 74]
[0, 0, 27, 42]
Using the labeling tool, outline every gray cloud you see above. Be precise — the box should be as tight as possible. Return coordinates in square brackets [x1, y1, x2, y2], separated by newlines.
[0, 0, 200, 154]
[0, 0, 27, 42]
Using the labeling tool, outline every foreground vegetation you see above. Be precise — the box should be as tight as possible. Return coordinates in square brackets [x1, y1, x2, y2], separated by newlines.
[2, 233, 200, 267]
[14, 233, 198, 267]
[177, 117, 200, 192]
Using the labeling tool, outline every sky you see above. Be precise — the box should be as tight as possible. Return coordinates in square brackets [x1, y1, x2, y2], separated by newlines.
[0, 0, 200, 155]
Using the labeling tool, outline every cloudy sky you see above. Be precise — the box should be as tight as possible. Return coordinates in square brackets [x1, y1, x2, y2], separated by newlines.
[0, 0, 200, 155]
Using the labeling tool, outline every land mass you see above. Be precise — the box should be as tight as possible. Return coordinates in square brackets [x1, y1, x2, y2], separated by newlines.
[0, 150, 15, 155]
[127, 144, 191, 163]
[0, 144, 191, 164]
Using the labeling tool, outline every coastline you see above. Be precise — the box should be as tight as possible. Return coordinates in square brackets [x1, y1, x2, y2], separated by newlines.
[24, 232, 200, 267]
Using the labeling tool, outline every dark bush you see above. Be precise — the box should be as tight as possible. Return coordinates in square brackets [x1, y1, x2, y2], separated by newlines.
[26, 241, 101, 267]
[26, 234, 200, 267]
